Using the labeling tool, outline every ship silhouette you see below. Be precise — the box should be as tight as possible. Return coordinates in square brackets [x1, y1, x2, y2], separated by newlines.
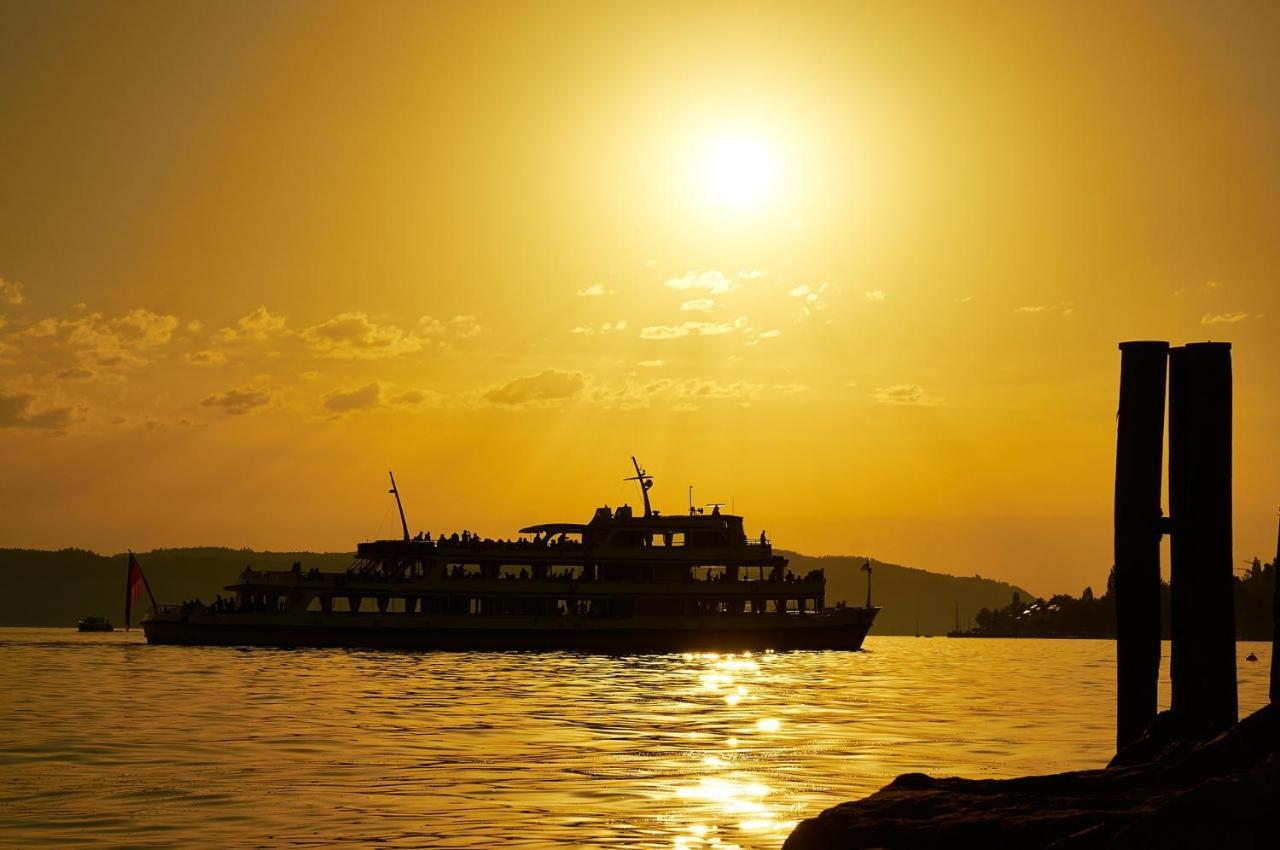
[143, 459, 880, 651]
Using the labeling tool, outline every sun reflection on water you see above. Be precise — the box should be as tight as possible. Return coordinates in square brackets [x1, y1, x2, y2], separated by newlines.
[664, 652, 803, 849]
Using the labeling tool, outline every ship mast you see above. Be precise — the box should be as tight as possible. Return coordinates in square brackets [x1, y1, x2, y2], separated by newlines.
[388, 470, 411, 542]
[626, 456, 654, 517]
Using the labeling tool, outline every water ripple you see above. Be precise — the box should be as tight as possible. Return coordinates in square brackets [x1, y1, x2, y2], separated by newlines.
[0, 629, 1271, 849]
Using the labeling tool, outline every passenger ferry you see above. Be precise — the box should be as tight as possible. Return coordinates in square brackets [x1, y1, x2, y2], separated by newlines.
[143, 460, 879, 651]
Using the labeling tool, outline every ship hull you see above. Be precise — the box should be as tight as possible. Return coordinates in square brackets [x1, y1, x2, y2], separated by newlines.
[142, 610, 878, 652]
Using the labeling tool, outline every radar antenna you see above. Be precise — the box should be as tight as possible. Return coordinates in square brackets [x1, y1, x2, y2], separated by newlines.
[625, 456, 654, 517]
[388, 470, 411, 542]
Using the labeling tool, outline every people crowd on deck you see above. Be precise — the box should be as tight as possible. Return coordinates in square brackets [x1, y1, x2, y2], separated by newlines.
[406, 530, 583, 550]
[181, 593, 285, 614]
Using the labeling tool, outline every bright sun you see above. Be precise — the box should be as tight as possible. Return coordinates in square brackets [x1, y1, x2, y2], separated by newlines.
[701, 134, 777, 211]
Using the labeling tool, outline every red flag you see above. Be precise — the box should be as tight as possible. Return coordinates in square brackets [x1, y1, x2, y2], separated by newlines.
[125, 551, 157, 630]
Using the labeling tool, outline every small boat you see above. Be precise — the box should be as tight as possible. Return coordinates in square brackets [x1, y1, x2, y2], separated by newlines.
[77, 616, 114, 632]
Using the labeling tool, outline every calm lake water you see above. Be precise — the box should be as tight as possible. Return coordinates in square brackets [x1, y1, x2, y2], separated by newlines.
[0, 630, 1272, 849]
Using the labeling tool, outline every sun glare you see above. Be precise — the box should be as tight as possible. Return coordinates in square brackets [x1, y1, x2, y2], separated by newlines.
[701, 134, 777, 211]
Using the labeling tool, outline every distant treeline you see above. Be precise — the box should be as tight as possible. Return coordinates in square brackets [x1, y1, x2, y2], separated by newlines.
[0, 546, 1032, 634]
[957, 557, 1277, 640]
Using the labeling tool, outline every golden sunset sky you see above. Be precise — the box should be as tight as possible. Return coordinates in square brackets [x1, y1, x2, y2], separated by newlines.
[1, 1, 1277, 595]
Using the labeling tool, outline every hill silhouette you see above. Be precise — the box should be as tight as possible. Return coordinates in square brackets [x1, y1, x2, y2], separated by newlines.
[780, 551, 1033, 635]
[0, 546, 1032, 634]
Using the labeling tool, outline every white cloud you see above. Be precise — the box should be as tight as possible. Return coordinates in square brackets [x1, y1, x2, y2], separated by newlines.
[665, 270, 737, 295]
[787, 282, 830, 317]
[1016, 302, 1074, 317]
[637, 359, 665, 367]
[577, 284, 609, 297]
[737, 270, 766, 280]
[640, 317, 749, 340]
[680, 299, 715, 312]
[865, 290, 886, 301]
[571, 320, 628, 335]
[1201, 311, 1251, 325]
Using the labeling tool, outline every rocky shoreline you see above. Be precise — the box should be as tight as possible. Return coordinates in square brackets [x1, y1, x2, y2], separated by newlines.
[783, 703, 1279, 849]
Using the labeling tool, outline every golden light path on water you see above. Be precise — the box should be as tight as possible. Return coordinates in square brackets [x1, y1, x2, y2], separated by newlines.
[0, 631, 1273, 849]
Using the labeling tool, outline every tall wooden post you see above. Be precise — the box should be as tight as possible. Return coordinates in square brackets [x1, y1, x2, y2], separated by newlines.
[1114, 341, 1169, 749]
[1168, 342, 1237, 737]
[1271, 511, 1279, 704]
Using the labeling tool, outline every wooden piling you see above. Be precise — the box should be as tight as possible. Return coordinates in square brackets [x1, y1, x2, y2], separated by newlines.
[1271, 511, 1279, 704]
[1114, 341, 1169, 749]
[1168, 342, 1237, 737]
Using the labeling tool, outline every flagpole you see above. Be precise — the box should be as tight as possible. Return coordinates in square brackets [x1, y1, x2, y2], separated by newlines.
[125, 550, 133, 630]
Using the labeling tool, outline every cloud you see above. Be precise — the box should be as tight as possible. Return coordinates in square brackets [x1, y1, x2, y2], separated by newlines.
[737, 270, 766, 280]
[0, 391, 81, 430]
[865, 290, 886, 301]
[484, 369, 586, 406]
[15, 308, 182, 367]
[301, 312, 424, 359]
[322, 382, 383, 412]
[1201, 311, 1251, 325]
[571, 320, 628, 335]
[449, 315, 483, 338]
[54, 367, 95, 380]
[186, 349, 227, 365]
[640, 317, 749, 340]
[786, 283, 830, 317]
[872, 383, 939, 406]
[200, 386, 272, 415]
[220, 306, 287, 341]
[756, 329, 781, 339]
[637, 360, 665, 368]
[680, 299, 715, 312]
[577, 284, 609, 297]
[1016, 302, 1074, 317]
[587, 376, 808, 410]
[389, 389, 444, 407]
[0, 277, 24, 305]
[665, 271, 737, 295]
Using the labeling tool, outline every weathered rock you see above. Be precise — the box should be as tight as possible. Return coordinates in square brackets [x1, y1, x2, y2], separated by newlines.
[784, 703, 1280, 850]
